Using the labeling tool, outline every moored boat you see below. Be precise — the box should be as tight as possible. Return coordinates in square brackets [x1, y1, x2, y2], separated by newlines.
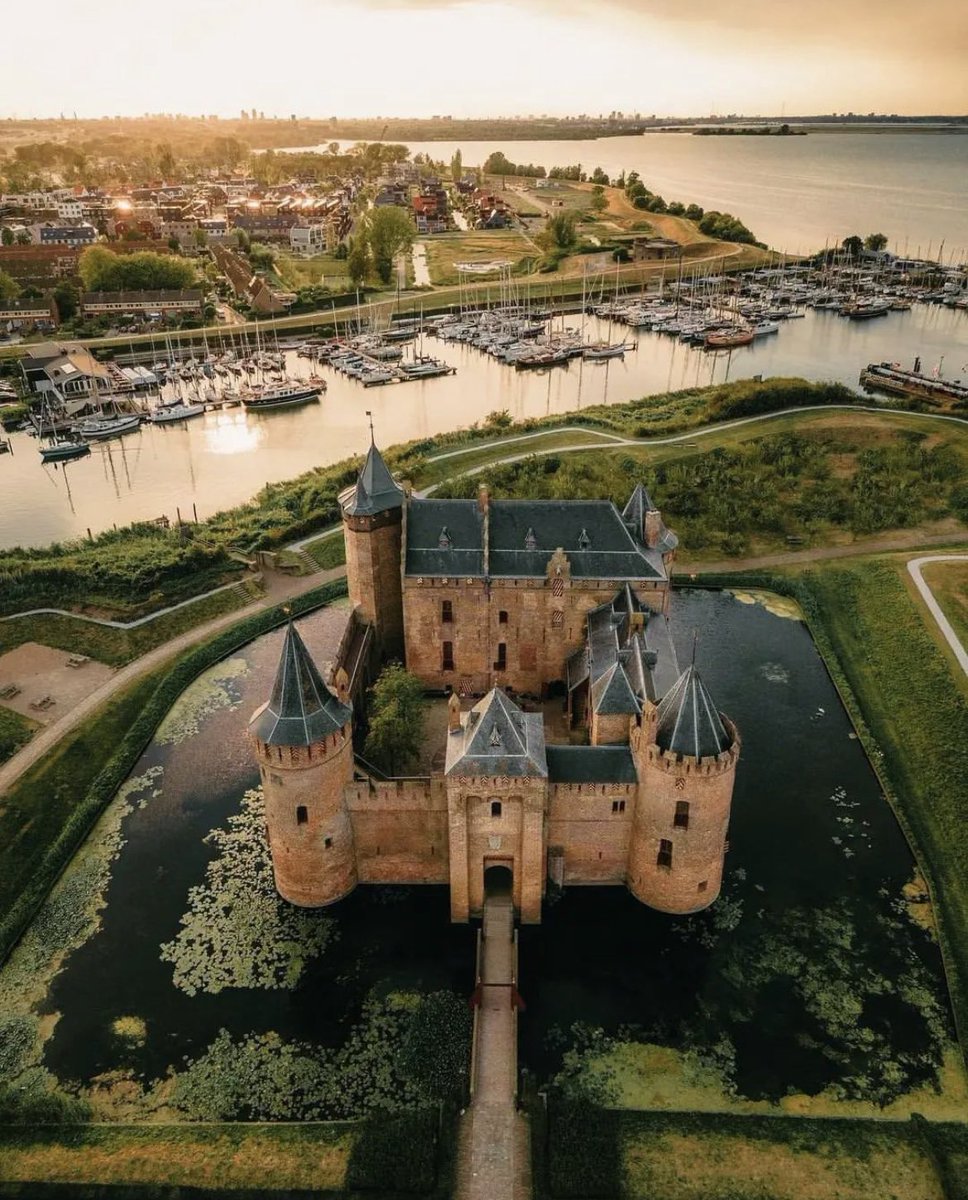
[74, 414, 142, 441]
[242, 382, 324, 410]
[705, 328, 754, 349]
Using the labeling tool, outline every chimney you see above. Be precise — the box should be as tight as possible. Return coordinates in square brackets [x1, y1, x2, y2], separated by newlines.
[644, 509, 663, 548]
[335, 667, 350, 706]
[477, 482, 489, 514]
[448, 691, 462, 734]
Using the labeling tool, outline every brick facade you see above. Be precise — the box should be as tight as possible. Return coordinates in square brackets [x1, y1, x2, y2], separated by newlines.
[250, 444, 738, 925]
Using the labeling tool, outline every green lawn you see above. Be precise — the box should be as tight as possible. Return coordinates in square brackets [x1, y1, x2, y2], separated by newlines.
[0, 582, 256, 668]
[303, 531, 347, 570]
[273, 249, 352, 292]
[921, 560, 968, 651]
[0, 707, 37, 765]
[423, 230, 538, 286]
[541, 1102, 967, 1200]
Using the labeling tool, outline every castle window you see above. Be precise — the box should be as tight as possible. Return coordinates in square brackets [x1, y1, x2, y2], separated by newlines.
[552, 577, 565, 598]
[494, 642, 507, 671]
[524, 527, 538, 551]
[491, 800, 502, 818]
[551, 609, 564, 628]
[324, 836, 333, 849]
[296, 805, 308, 826]
[657, 839, 673, 869]
[674, 800, 690, 830]
[499, 610, 508, 624]
[577, 528, 591, 550]
[442, 641, 455, 671]
[697, 880, 708, 893]
[611, 799, 626, 814]
[438, 525, 452, 550]
[442, 599, 453, 623]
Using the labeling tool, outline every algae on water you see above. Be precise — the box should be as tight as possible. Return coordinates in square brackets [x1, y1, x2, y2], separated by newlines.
[160, 787, 336, 996]
[155, 657, 250, 745]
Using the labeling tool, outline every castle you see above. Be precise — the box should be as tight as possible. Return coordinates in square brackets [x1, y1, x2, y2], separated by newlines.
[249, 440, 740, 924]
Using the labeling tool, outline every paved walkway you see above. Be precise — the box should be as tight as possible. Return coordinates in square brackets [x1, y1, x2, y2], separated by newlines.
[0, 565, 346, 800]
[456, 895, 530, 1200]
[907, 555, 968, 679]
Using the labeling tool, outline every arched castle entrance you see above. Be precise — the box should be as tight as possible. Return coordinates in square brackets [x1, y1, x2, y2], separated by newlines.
[483, 862, 513, 901]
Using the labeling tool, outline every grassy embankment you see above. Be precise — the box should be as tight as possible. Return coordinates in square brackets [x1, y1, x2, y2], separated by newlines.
[272, 248, 352, 293]
[0, 579, 347, 969]
[921, 559, 968, 649]
[423, 229, 539, 286]
[0, 709, 37, 766]
[536, 1102, 968, 1200]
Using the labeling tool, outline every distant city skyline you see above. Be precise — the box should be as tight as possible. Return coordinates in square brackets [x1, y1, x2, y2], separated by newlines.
[2, 0, 965, 120]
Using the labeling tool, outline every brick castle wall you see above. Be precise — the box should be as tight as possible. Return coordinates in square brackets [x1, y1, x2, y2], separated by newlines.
[344, 508, 404, 660]
[626, 719, 740, 913]
[547, 781, 636, 884]
[254, 720, 357, 907]
[346, 775, 450, 884]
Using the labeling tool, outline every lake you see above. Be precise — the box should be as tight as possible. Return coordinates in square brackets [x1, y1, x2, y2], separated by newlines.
[1, 303, 964, 551]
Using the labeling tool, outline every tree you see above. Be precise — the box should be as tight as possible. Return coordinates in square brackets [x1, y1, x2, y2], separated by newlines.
[248, 243, 275, 271]
[15, 231, 31, 246]
[346, 233, 370, 287]
[590, 167, 610, 185]
[367, 206, 415, 286]
[539, 211, 579, 253]
[841, 235, 864, 258]
[450, 148, 463, 183]
[53, 281, 79, 320]
[0, 228, 12, 246]
[78, 246, 198, 292]
[865, 232, 888, 252]
[362, 663, 425, 776]
[194, 228, 209, 249]
[589, 185, 608, 214]
[168, 236, 181, 252]
[0, 270, 20, 302]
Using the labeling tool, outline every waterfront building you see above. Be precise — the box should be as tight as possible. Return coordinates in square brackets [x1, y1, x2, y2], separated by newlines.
[249, 442, 739, 924]
[79, 289, 205, 318]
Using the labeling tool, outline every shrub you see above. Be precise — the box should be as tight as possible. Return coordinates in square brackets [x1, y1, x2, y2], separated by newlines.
[346, 1107, 438, 1193]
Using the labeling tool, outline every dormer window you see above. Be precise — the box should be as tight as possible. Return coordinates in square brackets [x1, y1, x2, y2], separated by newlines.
[524, 527, 538, 551]
[489, 726, 503, 749]
[578, 528, 591, 550]
[438, 525, 451, 550]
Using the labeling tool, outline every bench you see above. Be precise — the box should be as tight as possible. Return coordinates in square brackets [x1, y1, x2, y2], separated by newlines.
[29, 695, 56, 712]
[0, 683, 21, 700]
[66, 654, 90, 668]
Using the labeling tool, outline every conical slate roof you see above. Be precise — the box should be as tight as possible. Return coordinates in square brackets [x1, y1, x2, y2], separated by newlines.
[654, 665, 731, 760]
[591, 661, 642, 716]
[341, 441, 404, 517]
[250, 622, 352, 746]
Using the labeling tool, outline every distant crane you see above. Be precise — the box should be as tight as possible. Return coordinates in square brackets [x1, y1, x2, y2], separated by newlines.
[379, 123, 388, 143]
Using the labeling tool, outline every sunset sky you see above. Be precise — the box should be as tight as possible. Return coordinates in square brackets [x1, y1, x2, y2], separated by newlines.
[3, 0, 965, 118]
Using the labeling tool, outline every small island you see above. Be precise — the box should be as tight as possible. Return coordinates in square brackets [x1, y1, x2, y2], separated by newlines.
[693, 123, 807, 136]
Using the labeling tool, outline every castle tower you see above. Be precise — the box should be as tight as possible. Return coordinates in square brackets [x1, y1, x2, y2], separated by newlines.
[339, 438, 405, 660]
[248, 621, 357, 908]
[627, 665, 739, 914]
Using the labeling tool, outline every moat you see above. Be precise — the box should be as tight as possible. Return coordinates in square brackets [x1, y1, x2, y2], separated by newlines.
[6, 588, 956, 1115]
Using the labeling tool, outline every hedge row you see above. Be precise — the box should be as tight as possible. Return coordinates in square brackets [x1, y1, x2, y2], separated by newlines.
[0, 580, 348, 969]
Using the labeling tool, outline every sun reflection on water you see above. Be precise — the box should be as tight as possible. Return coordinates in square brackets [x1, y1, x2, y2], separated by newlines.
[202, 413, 264, 456]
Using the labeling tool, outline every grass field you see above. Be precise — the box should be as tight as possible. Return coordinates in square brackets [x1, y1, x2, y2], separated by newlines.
[423, 230, 538, 286]
[273, 249, 352, 292]
[0, 707, 37, 765]
[921, 559, 968, 650]
[0, 1124, 353, 1191]
[0, 581, 255, 668]
[303, 531, 347, 569]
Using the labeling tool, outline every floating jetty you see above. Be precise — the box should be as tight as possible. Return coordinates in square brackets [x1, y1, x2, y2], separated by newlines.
[859, 362, 968, 408]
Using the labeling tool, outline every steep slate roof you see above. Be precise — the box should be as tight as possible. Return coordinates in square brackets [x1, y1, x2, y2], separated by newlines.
[250, 621, 351, 746]
[654, 665, 732, 760]
[445, 688, 547, 778]
[546, 745, 637, 784]
[488, 500, 665, 579]
[341, 442, 405, 517]
[622, 483, 679, 555]
[405, 499, 484, 577]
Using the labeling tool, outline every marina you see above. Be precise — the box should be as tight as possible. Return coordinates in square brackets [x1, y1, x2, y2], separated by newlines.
[0, 263, 964, 549]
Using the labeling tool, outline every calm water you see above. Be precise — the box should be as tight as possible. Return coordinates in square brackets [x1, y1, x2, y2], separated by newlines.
[1, 304, 965, 550]
[391, 132, 968, 257]
[40, 591, 948, 1102]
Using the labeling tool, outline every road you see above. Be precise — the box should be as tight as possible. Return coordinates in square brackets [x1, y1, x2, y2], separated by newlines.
[907, 555, 968, 679]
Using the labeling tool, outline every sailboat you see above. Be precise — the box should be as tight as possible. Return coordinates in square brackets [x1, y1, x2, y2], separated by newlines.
[38, 393, 91, 462]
